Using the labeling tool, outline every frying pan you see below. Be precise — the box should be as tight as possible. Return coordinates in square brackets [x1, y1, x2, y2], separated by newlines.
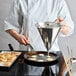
[24, 51, 58, 67]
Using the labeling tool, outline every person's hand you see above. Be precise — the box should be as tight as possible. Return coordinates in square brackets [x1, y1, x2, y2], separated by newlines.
[17, 34, 30, 45]
[58, 17, 71, 35]
[6, 29, 30, 45]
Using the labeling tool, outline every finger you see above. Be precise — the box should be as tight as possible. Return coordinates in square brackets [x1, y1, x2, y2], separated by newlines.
[58, 16, 64, 22]
[24, 37, 30, 44]
[20, 38, 27, 45]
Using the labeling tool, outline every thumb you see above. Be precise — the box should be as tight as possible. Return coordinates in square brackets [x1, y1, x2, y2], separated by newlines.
[58, 16, 64, 22]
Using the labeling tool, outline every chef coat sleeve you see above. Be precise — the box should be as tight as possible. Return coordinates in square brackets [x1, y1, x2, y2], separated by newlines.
[4, 0, 23, 33]
[58, 0, 74, 37]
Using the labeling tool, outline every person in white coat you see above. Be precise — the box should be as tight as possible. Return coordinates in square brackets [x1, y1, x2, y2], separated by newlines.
[4, 0, 74, 76]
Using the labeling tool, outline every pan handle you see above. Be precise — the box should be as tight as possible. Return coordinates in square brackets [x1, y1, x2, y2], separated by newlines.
[25, 44, 35, 52]
[8, 44, 14, 51]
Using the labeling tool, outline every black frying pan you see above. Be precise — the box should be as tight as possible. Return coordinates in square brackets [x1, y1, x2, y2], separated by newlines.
[24, 51, 58, 67]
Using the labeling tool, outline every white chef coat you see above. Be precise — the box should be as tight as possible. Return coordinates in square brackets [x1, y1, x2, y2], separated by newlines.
[4, 0, 74, 52]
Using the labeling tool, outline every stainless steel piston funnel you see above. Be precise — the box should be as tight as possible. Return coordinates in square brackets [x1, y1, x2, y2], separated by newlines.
[36, 22, 61, 51]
